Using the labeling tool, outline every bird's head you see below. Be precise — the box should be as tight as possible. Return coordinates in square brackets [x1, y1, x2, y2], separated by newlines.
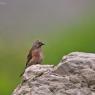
[32, 40, 45, 49]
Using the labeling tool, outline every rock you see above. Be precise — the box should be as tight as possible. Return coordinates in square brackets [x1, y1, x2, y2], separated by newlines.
[12, 52, 95, 95]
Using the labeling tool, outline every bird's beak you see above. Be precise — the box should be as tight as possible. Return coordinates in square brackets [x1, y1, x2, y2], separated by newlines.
[41, 43, 45, 45]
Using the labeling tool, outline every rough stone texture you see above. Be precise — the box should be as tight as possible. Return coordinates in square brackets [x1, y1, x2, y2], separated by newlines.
[12, 52, 95, 95]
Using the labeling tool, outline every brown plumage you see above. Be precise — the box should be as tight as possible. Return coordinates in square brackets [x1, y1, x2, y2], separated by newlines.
[20, 40, 44, 76]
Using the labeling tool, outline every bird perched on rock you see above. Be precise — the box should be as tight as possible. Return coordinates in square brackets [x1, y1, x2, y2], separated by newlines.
[20, 40, 44, 76]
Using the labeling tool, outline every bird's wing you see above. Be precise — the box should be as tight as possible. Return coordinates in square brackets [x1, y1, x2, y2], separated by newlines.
[26, 48, 32, 67]
[20, 49, 32, 77]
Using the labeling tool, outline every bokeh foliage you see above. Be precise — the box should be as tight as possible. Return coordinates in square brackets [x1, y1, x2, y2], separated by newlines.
[0, 18, 95, 94]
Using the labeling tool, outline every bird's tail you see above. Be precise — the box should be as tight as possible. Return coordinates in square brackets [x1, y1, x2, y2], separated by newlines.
[19, 60, 29, 77]
[19, 70, 25, 77]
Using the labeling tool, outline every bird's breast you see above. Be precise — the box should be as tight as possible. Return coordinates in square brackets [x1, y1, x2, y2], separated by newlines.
[32, 49, 43, 62]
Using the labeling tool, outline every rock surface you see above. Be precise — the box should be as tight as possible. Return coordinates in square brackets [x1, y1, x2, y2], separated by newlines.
[12, 52, 95, 95]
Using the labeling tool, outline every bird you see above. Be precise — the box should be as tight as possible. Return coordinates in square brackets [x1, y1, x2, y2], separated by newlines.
[20, 40, 44, 76]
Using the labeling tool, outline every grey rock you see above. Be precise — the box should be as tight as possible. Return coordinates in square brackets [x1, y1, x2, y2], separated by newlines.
[12, 52, 95, 95]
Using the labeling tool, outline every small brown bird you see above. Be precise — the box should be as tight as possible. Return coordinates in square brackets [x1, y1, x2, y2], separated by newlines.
[20, 40, 44, 76]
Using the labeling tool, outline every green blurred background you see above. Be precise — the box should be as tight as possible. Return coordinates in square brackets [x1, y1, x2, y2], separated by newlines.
[0, 0, 95, 94]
